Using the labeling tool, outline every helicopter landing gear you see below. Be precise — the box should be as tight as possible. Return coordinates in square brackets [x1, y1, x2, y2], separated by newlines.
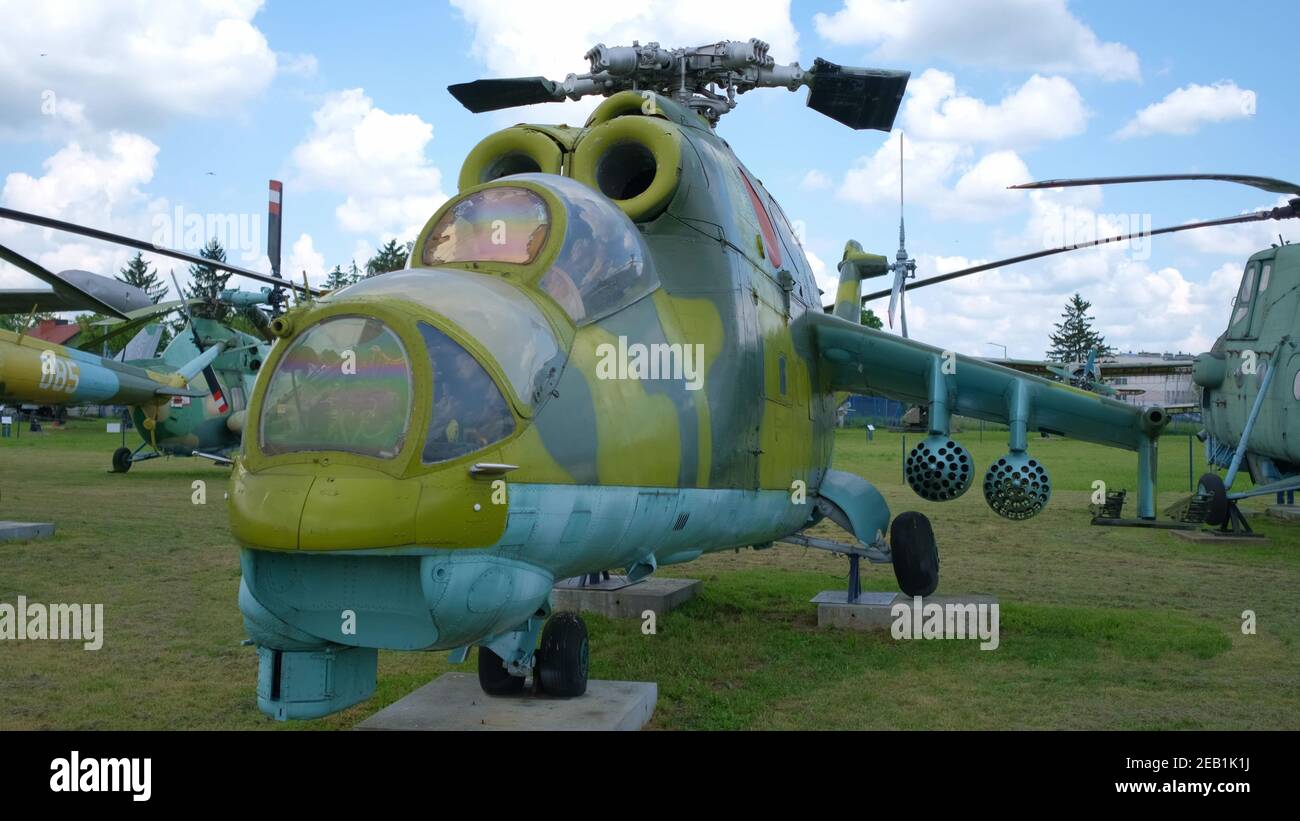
[1197, 472, 1230, 526]
[890, 511, 939, 597]
[111, 447, 133, 473]
[536, 612, 589, 697]
[474, 609, 589, 698]
[477, 646, 526, 695]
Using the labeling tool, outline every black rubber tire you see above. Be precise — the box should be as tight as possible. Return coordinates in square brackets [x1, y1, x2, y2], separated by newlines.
[536, 612, 589, 698]
[890, 511, 939, 597]
[1198, 472, 1229, 526]
[111, 447, 133, 474]
[477, 647, 525, 696]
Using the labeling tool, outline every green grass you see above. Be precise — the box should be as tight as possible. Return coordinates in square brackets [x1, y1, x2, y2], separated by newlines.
[1, 419, 1297, 729]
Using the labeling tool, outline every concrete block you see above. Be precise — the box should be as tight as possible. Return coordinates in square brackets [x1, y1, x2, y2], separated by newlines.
[813, 591, 1000, 631]
[551, 576, 700, 620]
[0, 522, 55, 543]
[1266, 505, 1300, 522]
[356, 672, 656, 731]
[1169, 528, 1267, 544]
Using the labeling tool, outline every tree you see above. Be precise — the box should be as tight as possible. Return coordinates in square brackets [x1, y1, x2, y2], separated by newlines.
[324, 264, 350, 291]
[861, 307, 884, 329]
[116, 252, 167, 303]
[0, 311, 52, 332]
[186, 238, 231, 320]
[1047, 293, 1113, 363]
[365, 239, 408, 277]
[347, 260, 363, 284]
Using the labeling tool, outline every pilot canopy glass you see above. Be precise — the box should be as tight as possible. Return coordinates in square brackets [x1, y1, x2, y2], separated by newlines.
[420, 175, 657, 326]
[259, 316, 412, 459]
[422, 187, 549, 266]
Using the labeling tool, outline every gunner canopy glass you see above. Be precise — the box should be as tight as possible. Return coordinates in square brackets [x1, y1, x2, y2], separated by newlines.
[420, 322, 515, 464]
[422, 187, 550, 266]
[259, 316, 412, 459]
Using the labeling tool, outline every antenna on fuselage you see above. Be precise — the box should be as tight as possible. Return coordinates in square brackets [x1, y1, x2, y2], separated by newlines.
[886, 133, 917, 338]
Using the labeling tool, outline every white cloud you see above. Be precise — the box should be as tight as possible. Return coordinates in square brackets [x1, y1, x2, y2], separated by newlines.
[290, 89, 448, 242]
[285, 233, 325, 285]
[0, 132, 174, 292]
[837, 131, 1029, 220]
[873, 192, 1238, 357]
[814, 0, 1139, 81]
[1177, 196, 1293, 258]
[448, 0, 800, 119]
[902, 70, 1088, 148]
[0, 0, 288, 134]
[801, 170, 832, 191]
[1117, 81, 1257, 138]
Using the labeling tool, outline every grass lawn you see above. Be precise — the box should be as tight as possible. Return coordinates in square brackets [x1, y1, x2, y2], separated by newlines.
[1, 419, 1296, 729]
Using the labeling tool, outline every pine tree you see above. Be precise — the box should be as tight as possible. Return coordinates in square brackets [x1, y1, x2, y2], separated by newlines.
[116, 252, 168, 303]
[186, 238, 231, 320]
[1047, 293, 1113, 363]
[365, 239, 408, 277]
[347, 260, 363, 284]
[324, 264, 350, 291]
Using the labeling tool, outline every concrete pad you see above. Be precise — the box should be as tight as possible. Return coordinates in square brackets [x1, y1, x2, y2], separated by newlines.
[813, 591, 999, 631]
[0, 522, 54, 543]
[1169, 529, 1267, 544]
[551, 577, 699, 620]
[355, 672, 656, 731]
[1266, 505, 1300, 522]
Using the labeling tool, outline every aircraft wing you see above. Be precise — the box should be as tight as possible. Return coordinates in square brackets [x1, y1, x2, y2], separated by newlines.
[807, 312, 1164, 451]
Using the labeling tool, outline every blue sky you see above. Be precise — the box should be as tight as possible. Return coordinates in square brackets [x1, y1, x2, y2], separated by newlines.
[1, 0, 1296, 358]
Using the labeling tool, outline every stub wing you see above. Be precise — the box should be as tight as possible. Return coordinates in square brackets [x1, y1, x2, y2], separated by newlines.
[807, 312, 1165, 451]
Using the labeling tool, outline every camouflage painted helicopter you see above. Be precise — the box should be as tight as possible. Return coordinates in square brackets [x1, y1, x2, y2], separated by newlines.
[0, 246, 218, 428]
[2, 40, 1175, 720]
[0, 182, 317, 472]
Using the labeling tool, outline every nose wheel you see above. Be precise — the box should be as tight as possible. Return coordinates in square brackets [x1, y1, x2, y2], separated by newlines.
[536, 611, 589, 697]
[111, 446, 133, 473]
[475, 611, 590, 698]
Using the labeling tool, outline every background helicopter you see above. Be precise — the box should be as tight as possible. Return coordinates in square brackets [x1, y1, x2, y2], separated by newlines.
[0, 181, 320, 472]
[0, 38, 1177, 721]
[857, 172, 1300, 530]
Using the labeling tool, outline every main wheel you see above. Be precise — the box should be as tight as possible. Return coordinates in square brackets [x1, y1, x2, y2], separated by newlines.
[477, 647, 525, 696]
[536, 612, 589, 697]
[890, 511, 939, 597]
[111, 447, 133, 474]
[1197, 472, 1229, 526]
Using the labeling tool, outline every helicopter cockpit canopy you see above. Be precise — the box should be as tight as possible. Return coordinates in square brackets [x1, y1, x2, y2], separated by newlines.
[419, 173, 658, 326]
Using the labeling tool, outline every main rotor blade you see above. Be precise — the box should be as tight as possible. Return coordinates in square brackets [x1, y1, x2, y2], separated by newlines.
[448, 77, 565, 113]
[1012, 173, 1300, 197]
[863, 204, 1298, 302]
[0, 207, 322, 295]
[806, 60, 909, 132]
[0, 242, 142, 318]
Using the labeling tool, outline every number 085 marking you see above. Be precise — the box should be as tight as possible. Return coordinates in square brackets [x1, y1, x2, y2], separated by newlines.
[38, 350, 80, 394]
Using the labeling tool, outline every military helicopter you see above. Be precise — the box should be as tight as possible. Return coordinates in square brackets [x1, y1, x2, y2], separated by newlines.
[0, 39, 1176, 720]
[0, 181, 318, 472]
